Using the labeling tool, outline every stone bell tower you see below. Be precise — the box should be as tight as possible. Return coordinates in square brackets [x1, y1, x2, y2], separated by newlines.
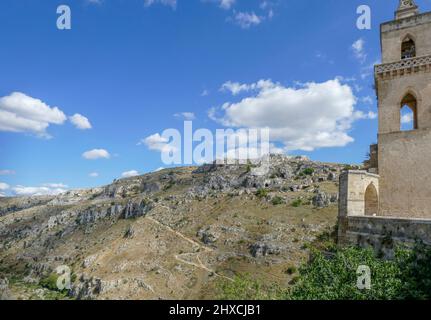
[396, 0, 419, 19]
[337, 0, 431, 248]
[374, 0, 431, 218]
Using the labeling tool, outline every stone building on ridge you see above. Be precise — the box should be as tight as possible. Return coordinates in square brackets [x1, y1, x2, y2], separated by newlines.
[338, 0, 431, 250]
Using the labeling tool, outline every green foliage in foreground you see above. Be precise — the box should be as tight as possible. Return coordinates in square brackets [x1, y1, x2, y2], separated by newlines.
[218, 244, 431, 300]
[288, 247, 403, 300]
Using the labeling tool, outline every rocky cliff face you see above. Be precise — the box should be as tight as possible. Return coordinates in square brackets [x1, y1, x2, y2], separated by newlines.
[0, 155, 353, 300]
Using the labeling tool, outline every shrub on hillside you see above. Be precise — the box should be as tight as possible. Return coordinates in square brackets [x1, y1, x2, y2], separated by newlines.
[40, 273, 60, 291]
[291, 199, 302, 207]
[255, 189, 269, 198]
[218, 244, 431, 300]
[288, 247, 403, 300]
[271, 196, 284, 206]
[302, 168, 315, 176]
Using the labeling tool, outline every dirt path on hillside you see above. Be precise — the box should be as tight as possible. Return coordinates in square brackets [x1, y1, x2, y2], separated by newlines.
[146, 216, 233, 281]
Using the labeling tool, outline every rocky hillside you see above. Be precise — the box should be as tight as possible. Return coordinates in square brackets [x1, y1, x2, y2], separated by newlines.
[0, 155, 354, 300]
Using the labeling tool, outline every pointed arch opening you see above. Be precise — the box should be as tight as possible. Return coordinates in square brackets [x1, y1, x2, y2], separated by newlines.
[364, 183, 378, 216]
[401, 36, 416, 59]
[400, 93, 418, 131]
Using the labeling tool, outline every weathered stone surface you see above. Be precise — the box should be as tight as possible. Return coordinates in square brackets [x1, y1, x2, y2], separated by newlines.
[0, 278, 10, 300]
[249, 242, 282, 257]
[71, 275, 102, 300]
[0, 196, 53, 217]
[327, 172, 337, 181]
[124, 225, 135, 239]
[339, 216, 431, 257]
[197, 227, 220, 245]
[141, 182, 160, 194]
[122, 200, 153, 219]
[82, 255, 98, 269]
[312, 191, 330, 208]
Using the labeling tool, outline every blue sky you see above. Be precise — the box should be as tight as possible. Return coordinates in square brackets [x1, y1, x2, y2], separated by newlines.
[0, 0, 429, 196]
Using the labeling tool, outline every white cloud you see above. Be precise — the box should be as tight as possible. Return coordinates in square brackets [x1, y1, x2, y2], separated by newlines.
[201, 89, 209, 97]
[219, 0, 235, 9]
[335, 76, 357, 83]
[233, 12, 262, 29]
[354, 84, 363, 92]
[42, 183, 68, 188]
[353, 110, 377, 120]
[360, 60, 380, 79]
[142, 0, 237, 11]
[121, 170, 140, 178]
[209, 128, 283, 162]
[139, 133, 178, 153]
[220, 79, 274, 95]
[401, 113, 413, 124]
[89, 172, 99, 178]
[221, 143, 283, 162]
[143, 0, 236, 11]
[351, 38, 367, 63]
[0, 182, 10, 190]
[361, 96, 374, 105]
[70, 114, 92, 130]
[174, 112, 196, 121]
[221, 81, 251, 95]
[144, 0, 177, 9]
[211, 78, 374, 151]
[0, 193, 6, 197]
[82, 149, 111, 160]
[0, 170, 15, 175]
[12, 185, 68, 196]
[0, 92, 67, 138]
[154, 167, 165, 172]
[267, 9, 274, 19]
[260, 1, 272, 9]
[201, 0, 235, 10]
[87, 0, 102, 4]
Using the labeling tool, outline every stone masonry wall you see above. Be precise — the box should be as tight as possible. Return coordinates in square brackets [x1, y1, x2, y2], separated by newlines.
[377, 71, 431, 134]
[338, 171, 379, 218]
[381, 12, 431, 63]
[338, 215, 431, 257]
[379, 128, 431, 218]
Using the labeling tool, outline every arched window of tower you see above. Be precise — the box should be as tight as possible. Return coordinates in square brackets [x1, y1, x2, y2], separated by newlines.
[400, 93, 418, 131]
[401, 36, 416, 59]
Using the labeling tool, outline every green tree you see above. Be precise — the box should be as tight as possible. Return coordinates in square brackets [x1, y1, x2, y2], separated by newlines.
[218, 244, 431, 300]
